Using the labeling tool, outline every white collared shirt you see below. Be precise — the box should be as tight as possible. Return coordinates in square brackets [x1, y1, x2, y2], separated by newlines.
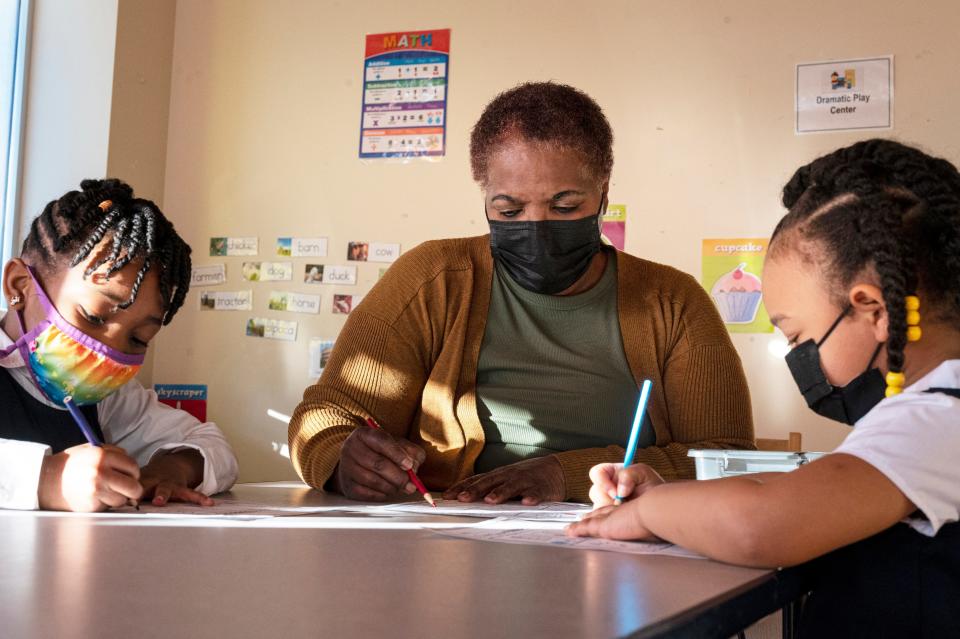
[0, 315, 238, 509]
[835, 359, 960, 536]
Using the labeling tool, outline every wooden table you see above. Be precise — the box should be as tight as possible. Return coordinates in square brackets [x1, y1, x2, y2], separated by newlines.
[0, 482, 806, 638]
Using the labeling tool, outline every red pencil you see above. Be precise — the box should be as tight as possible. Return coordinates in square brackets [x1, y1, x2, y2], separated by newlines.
[365, 417, 436, 507]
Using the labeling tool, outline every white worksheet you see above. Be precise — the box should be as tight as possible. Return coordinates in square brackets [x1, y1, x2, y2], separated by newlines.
[433, 518, 704, 559]
[376, 499, 591, 522]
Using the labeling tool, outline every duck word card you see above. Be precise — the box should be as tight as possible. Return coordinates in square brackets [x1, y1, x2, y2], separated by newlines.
[322, 265, 358, 286]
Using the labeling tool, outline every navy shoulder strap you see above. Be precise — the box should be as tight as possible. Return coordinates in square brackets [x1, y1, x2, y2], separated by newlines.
[800, 522, 960, 636]
[925, 387, 960, 399]
[0, 367, 105, 453]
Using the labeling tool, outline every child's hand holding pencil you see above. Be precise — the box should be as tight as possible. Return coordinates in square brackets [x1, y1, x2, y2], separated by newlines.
[588, 462, 666, 507]
[37, 443, 143, 512]
[592, 378, 657, 508]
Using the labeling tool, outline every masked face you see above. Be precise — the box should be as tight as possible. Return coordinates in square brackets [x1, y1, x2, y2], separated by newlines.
[764, 251, 891, 426]
[785, 307, 886, 425]
[488, 202, 603, 294]
[483, 140, 608, 295]
[1, 267, 144, 405]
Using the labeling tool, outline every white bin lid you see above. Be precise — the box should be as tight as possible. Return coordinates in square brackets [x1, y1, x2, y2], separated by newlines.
[687, 449, 827, 461]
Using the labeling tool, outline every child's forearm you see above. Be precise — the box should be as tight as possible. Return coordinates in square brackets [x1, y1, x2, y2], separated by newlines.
[621, 455, 914, 568]
[635, 476, 781, 566]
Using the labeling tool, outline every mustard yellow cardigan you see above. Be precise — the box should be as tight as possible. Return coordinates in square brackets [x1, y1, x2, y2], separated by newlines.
[289, 236, 754, 501]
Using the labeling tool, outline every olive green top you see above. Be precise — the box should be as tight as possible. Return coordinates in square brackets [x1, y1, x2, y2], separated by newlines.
[474, 254, 654, 472]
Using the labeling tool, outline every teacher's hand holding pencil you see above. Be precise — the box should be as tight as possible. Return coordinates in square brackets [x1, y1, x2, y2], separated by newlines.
[366, 418, 435, 506]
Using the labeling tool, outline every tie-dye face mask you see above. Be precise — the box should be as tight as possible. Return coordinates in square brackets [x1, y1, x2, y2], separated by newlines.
[0, 268, 143, 406]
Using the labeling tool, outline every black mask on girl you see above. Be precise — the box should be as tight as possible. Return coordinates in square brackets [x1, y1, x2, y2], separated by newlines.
[785, 306, 886, 426]
[487, 201, 604, 295]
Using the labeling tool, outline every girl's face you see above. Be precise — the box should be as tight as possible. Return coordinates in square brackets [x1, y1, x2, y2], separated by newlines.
[763, 248, 890, 387]
[3, 243, 165, 356]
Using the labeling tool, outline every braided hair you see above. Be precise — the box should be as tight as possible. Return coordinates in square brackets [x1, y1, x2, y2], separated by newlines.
[771, 139, 960, 382]
[21, 178, 191, 324]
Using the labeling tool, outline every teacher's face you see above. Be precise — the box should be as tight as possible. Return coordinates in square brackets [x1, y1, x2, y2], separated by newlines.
[484, 140, 608, 222]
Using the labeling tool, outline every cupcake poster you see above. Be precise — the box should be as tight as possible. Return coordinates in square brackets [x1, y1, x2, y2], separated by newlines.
[701, 239, 773, 333]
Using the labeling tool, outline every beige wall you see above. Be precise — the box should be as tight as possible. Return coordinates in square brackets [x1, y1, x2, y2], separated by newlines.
[106, 0, 178, 387]
[150, 0, 960, 481]
[107, 0, 176, 206]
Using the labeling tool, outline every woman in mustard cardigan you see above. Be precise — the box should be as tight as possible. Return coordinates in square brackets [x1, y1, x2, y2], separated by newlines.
[289, 82, 754, 503]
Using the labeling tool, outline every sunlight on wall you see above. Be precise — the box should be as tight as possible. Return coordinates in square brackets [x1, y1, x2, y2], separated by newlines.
[767, 336, 791, 359]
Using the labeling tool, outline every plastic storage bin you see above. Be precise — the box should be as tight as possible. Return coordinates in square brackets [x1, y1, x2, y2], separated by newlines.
[688, 449, 826, 480]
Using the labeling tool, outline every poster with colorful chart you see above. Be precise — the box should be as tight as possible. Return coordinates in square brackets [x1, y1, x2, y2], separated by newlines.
[359, 28, 450, 159]
[701, 239, 773, 334]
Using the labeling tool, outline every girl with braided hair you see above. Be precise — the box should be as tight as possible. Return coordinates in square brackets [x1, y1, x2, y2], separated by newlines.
[0, 179, 237, 511]
[570, 139, 960, 635]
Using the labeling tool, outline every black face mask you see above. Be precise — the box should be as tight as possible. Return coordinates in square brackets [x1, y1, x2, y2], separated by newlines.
[487, 201, 603, 295]
[785, 307, 886, 426]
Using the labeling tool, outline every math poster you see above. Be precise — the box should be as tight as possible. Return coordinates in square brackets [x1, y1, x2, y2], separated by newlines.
[359, 28, 450, 159]
[701, 239, 773, 334]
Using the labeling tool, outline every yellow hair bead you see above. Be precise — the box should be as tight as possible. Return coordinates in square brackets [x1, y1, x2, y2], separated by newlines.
[905, 296, 920, 311]
[907, 326, 922, 342]
[906, 310, 921, 326]
[885, 370, 905, 398]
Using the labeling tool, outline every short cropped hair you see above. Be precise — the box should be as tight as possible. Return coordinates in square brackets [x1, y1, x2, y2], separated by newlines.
[469, 82, 614, 186]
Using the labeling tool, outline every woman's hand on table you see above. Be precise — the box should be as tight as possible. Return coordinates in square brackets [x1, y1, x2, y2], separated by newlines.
[588, 462, 665, 507]
[442, 455, 566, 505]
[334, 426, 426, 501]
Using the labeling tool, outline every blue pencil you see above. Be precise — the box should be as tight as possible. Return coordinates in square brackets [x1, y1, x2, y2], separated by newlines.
[63, 396, 103, 447]
[614, 379, 653, 505]
[63, 396, 139, 510]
